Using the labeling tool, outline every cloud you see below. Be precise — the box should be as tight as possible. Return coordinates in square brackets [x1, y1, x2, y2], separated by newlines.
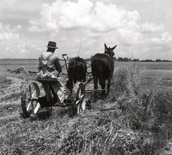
[0, 24, 21, 43]
[130, 0, 150, 1]
[151, 32, 172, 44]
[0, 23, 41, 58]
[29, 0, 140, 33]
[27, 0, 172, 60]
[28, 0, 143, 53]
[0, 0, 17, 4]
[141, 22, 164, 33]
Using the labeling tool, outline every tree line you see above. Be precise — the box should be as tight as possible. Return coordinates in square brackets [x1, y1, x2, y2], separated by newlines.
[62, 57, 172, 62]
[115, 57, 172, 62]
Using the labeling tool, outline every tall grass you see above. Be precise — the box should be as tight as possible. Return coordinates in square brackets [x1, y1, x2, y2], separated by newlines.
[1, 65, 172, 155]
[57, 65, 172, 155]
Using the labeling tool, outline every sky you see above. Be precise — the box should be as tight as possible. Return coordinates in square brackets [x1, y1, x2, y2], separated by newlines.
[0, 0, 172, 60]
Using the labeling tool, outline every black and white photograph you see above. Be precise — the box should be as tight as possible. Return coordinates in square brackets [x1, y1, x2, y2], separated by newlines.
[0, 0, 172, 154]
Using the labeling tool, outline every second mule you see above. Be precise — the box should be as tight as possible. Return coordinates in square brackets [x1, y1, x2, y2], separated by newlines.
[91, 43, 117, 97]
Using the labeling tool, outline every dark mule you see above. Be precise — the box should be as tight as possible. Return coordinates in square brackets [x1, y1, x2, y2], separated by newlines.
[66, 57, 87, 92]
[91, 43, 117, 97]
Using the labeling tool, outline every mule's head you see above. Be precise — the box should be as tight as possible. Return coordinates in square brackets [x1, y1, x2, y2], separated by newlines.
[104, 43, 117, 58]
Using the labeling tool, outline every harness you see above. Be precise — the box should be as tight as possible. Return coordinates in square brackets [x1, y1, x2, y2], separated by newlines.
[41, 53, 53, 73]
[37, 53, 57, 80]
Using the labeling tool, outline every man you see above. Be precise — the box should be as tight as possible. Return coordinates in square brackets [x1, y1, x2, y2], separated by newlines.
[37, 41, 64, 104]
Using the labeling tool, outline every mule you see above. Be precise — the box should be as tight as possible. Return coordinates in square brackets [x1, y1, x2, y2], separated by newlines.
[66, 57, 87, 93]
[91, 43, 117, 97]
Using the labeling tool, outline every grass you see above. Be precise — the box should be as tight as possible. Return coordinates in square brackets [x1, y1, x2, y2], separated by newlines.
[0, 74, 12, 89]
[0, 62, 172, 154]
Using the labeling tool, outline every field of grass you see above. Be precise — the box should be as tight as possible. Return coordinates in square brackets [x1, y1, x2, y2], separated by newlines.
[0, 59, 172, 154]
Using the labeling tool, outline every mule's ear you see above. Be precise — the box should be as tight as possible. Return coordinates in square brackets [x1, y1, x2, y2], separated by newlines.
[112, 44, 117, 50]
[104, 43, 107, 49]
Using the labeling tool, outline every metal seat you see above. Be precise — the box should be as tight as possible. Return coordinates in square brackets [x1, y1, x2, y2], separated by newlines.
[36, 78, 59, 84]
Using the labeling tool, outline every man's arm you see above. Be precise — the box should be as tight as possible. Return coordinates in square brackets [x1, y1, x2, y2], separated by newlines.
[55, 58, 62, 73]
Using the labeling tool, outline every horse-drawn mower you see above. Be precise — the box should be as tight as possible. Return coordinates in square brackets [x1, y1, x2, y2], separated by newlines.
[20, 46, 113, 119]
[21, 54, 87, 119]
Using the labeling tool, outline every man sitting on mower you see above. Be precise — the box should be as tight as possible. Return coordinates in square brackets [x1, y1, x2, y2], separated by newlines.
[27, 41, 86, 118]
[36, 41, 65, 104]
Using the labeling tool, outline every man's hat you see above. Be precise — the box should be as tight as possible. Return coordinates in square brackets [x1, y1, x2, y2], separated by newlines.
[47, 41, 58, 49]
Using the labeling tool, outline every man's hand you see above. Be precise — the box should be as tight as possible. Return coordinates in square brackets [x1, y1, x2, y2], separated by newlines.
[57, 72, 61, 77]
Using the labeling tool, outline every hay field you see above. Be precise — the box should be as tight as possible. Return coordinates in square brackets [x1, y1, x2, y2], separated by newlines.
[0, 59, 172, 154]
[1, 59, 172, 82]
